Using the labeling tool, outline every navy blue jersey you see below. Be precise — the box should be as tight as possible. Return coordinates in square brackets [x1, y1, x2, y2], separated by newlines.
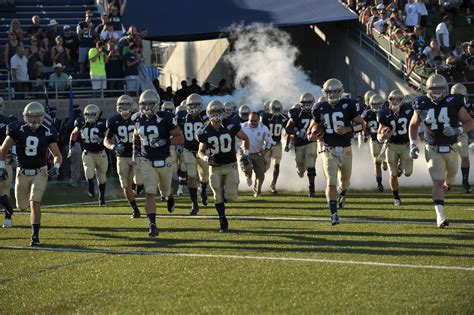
[262, 113, 288, 143]
[177, 111, 208, 152]
[197, 123, 240, 166]
[288, 108, 312, 147]
[105, 114, 134, 157]
[413, 95, 464, 145]
[222, 114, 242, 130]
[7, 122, 58, 169]
[361, 109, 379, 141]
[357, 102, 368, 116]
[377, 103, 413, 144]
[0, 114, 14, 144]
[75, 118, 107, 152]
[312, 99, 359, 147]
[77, 21, 96, 48]
[133, 112, 178, 161]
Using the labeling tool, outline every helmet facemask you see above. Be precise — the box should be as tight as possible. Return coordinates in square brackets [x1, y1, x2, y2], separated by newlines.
[208, 109, 223, 122]
[140, 102, 155, 117]
[187, 103, 201, 115]
[427, 86, 446, 103]
[389, 96, 402, 112]
[24, 113, 44, 130]
[324, 89, 342, 106]
[118, 103, 132, 118]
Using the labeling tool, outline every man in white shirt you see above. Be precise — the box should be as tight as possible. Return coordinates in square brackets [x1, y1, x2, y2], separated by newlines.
[404, 0, 420, 31]
[436, 15, 451, 54]
[373, 8, 389, 33]
[10, 46, 29, 99]
[240, 112, 274, 197]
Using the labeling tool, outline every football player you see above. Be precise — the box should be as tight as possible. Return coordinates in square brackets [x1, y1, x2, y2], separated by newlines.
[224, 101, 238, 121]
[261, 100, 288, 193]
[238, 105, 251, 123]
[69, 104, 108, 206]
[133, 89, 184, 237]
[286, 92, 318, 197]
[409, 74, 474, 228]
[377, 89, 414, 206]
[177, 93, 209, 215]
[0, 102, 62, 246]
[0, 97, 15, 228]
[198, 100, 249, 232]
[308, 78, 366, 225]
[450, 83, 471, 193]
[361, 94, 385, 192]
[103, 95, 142, 218]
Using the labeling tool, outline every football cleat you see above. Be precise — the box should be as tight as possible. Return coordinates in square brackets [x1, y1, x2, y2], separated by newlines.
[2, 218, 12, 228]
[437, 219, 449, 228]
[270, 184, 277, 193]
[30, 237, 40, 247]
[87, 187, 95, 198]
[253, 192, 261, 198]
[337, 188, 346, 209]
[201, 190, 208, 206]
[131, 210, 141, 219]
[330, 213, 340, 225]
[167, 197, 175, 213]
[148, 224, 159, 237]
[377, 184, 384, 193]
[219, 216, 229, 233]
[394, 199, 401, 206]
[463, 181, 471, 194]
[246, 177, 253, 187]
[99, 196, 106, 207]
[308, 186, 316, 198]
[190, 205, 199, 216]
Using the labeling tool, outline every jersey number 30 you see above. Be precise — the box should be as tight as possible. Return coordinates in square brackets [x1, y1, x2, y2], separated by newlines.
[208, 134, 232, 155]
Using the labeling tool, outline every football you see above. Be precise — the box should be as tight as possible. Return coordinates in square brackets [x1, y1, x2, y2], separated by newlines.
[309, 123, 325, 140]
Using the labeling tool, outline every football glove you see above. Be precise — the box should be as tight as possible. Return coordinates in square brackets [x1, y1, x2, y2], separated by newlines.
[409, 143, 419, 159]
[442, 126, 461, 137]
[0, 167, 8, 181]
[48, 164, 60, 177]
[175, 145, 184, 154]
[296, 129, 306, 139]
[113, 143, 126, 155]
[150, 138, 167, 148]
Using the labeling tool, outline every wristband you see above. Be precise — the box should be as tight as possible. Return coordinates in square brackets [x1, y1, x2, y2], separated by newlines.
[352, 124, 363, 132]
[243, 149, 249, 156]
[410, 140, 417, 147]
[54, 163, 61, 169]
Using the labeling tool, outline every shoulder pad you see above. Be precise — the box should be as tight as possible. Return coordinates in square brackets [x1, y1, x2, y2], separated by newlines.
[131, 112, 141, 121]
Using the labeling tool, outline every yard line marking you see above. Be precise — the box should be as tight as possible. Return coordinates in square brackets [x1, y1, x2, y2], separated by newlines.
[12, 211, 474, 226]
[11, 211, 474, 226]
[1, 245, 473, 272]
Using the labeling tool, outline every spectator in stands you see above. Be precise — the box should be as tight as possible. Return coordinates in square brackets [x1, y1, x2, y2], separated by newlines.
[213, 79, 231, 96]
[136, 28, 147, 52]
[452, 41, 464, 58]
[89, 40, 107, 98]
[423, 39, 441, 67]
[95, 13, 109, 34]
[404, 0, 420, 32]
[105, 39, 124, 95]
[174, 80, 189, 106]
[415, 0, 429, 28]
[48, 63, 70, 92]
[30, 61, 48, 93]
[445, 55, 466, 82]
[26, 36, 46, 77]
[436, 16, 452, 54]
[4, 32, 23, 70]
[439, 0, 461, 25]
[100, 22, 120, 42]
[9, 19, 24, 43]
[373, 7, 389, 33]
[27, 15, 47, 48]
[200, 82, 212, 95]
[432, 55, 448, 73]
[462, 40, 474, 71]
[162, 86, 175, 102]
[46, 20, 62, 49]
[189, 78, 202, 94]
[124, 43, 140, 95]
[152, 78, 165, 99]
[367, 6, 380, 34]
[414, 25, 425, 48]
[51, 36, 71, 70]
[62, 25, 79, 70]
[10, 46, 29, 99]
[77, 10, 97, 74]
[105, 0, 127, 36]
[119, 26, 138, 55]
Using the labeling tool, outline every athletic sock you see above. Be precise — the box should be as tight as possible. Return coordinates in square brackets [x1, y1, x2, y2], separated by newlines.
[215, 202, 226, 218]
[376, 176, 382, 185]
[461, 167, 469, 182]
[189, 188, 198, 206]
[129, 199, 139, 212]
[31, 223, 40, 238]
[328, 200, 338, 215]
[147, 213, 156, 226]
[393, 190, 400, 200]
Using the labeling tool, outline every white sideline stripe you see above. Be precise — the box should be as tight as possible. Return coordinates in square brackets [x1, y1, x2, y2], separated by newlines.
[1, 246, 472, 271]
[13, 211, 474, 226]
[42, 198, 143, 208]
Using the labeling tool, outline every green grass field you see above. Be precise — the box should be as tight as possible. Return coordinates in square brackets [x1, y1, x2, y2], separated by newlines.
[0, 182, 473, 314]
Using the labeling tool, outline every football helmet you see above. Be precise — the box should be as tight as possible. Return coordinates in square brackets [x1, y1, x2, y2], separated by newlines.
[139, 89, 160, 117]
[186, 93, 202, 115]
[0, 97, 4, 114]
[269, 100, 283, 115]
[364, 90, 375, 105]
[291, 103, 302, 110]
[207, 100, 224, 122]
[369, 94, 384, 112]
[116, 94, 134, 117]
[388, 89, 403, 111]
[322, 78, 344, 105]
[176, 103, 187, 113]
[224, 101, 236, 118]
[299, 92, 315, 111]
[263, 100, 271, 113]
[23, 102, 45, 130]
[450, 83, 467, 96]
[317, 96, 327, 103]
[426, 74, 447, 103]
[84, 104, 101, 123]
[161, 101, 175, 114]
[239, 104, 251, 121]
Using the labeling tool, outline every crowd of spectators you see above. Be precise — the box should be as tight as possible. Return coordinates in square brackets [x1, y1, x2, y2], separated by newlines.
[1, 0, 155, 99]
[344, 0, 474, 85]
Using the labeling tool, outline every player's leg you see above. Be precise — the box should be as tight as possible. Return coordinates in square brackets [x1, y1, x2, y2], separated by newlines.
[29, 168, 48, 246]
[176, 152, 187, 196]
[369, 139, 383, 192]
[387, 144, 401, 205]
[209, 166, 227, 232]
[322, 150, 339, 225]
[304, 142, 318, 197]
[184, 150, 200, 215]
[458, 134, 471, 193]
[0, 164, 14, 228]
[82, 151, 96, 198]
[294, 146, 305, 178]
[95, 152, 109, 206]
[157, 157, 175, 214]
[270, 143, 283, 193]
[197, 156, 209, 207]
[117, 157, 140, 218]
[142, 161, 159, 237]
[338, 146, 353, 209]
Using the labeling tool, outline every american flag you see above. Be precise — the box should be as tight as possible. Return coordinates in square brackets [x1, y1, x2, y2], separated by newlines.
[43, 86, 53, 126]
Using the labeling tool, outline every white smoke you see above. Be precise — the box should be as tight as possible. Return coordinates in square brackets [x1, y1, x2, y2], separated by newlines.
[201, 24, 472, 193]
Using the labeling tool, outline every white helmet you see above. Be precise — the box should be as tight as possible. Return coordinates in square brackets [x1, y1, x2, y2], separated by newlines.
[426, 74, 447, 103]
[23, 102, 45, 130]
[186, 93, 202, 115]
[84, 104, 101, 123]
[369, 94, 384, 112]
[238, 104, 251, 121]
[139, 89, 160, 117]
[206, 100, 224, 122]
[299, 92, 315, 111]
[224, 101, 236, 118]
[269, 100, 283, 115]
[322, 78, 344, 105]
[161, 101, 175, 114]
[263, 100, 271, 113]
[388, 89, 404, 111]
[116, 94, 134, 117]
